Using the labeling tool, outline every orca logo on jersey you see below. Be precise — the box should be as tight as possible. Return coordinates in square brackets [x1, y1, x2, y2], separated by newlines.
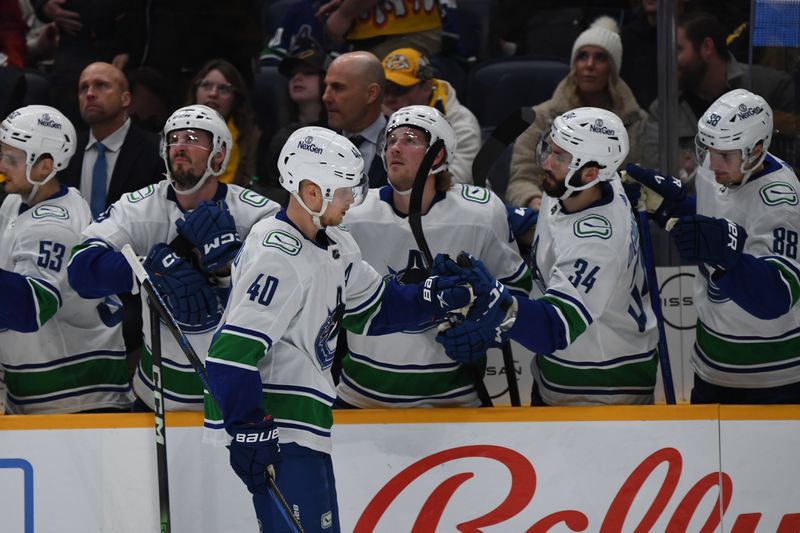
[315, 287, 344, 370]
[760, 182, 798, 206]
[298, 136, 323, 155]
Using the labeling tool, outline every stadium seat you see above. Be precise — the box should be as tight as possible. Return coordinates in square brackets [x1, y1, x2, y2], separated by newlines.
[252, 65, 291, 139]
[429, 54, 468, 97]
[479, 127, 515, 200]
[465, 56, 569, 128]
[455, 0, 497, 60]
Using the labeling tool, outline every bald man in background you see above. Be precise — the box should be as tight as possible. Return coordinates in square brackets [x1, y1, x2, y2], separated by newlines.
[323, 51, 388, 186]
[61, 62, 164, 217]
[60, 62, 164, 374]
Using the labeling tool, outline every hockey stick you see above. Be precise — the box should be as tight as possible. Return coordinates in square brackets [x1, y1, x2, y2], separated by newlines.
[149, 304, 171, 533]
[471, 107, 536, 189]
[407, 140, 493, 407]
[121, 245, 306, 533]
[471, 108, 536, 407]
[637, 212, 677, 404]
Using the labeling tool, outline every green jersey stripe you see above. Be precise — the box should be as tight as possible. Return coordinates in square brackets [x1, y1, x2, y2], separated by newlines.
[542, 295, 588, 343]
[140, 346, 203, 397]
[204, 389, 333, 431]
[207, 331, 266, 368]
[697, 321, 800, 366]
[538, 352, 658, 388]
[341, 354, 474, 396]
[5, 355, 130, 397]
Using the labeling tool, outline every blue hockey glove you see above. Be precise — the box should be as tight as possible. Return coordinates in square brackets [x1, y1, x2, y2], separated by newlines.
[621, 181, 642, 208]
[505, 206, 538, 240]
[175, 200, 242, 272]
[143, 243, 221, 327]
[419, 274, 474, 320]
[625, 164, 692, 226]
[451, 253, 514, 322]
[436, 319, 499, 363]
[228, 416, 281, 495]
[670, 215, 747, 270]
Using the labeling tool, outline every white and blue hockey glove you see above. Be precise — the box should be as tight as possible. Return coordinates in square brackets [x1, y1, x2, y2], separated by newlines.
[175, 200, 242, 272]
[228, 416, 281, 495]
[670, 215, 747, 270]
[625, 163, 692, 227]
[143, 243, 221, 327]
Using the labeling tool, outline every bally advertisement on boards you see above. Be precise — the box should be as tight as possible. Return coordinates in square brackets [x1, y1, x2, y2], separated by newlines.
[1, 406, 800, 532]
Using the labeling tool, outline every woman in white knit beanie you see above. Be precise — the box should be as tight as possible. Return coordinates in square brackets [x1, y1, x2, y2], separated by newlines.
[506, 15, 647, 210]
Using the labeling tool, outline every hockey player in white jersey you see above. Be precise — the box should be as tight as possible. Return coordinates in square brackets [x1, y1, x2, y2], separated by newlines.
[336, 105, 531, 408]
[67, 105, 279, 411]
[437, 107, 660, 406]
[204, 126, 476, 532]
[0, 105, 132, 413]
[626, 88, 800, 404]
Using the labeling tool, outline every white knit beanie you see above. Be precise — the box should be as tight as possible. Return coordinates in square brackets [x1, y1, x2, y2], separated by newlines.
[570, 16, 622, 74]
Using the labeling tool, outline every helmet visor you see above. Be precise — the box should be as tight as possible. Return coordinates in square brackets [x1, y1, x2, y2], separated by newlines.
[166, 129, 211, 151]
[330, 173, 369, 208]
[537, 132, 572, 170]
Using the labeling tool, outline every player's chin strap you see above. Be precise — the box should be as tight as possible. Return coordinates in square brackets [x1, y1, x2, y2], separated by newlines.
[389, 154, 447, 198]
[24, 166, 57, 204]
[169, 149, 223, 196]
[292, 193, 329, 230]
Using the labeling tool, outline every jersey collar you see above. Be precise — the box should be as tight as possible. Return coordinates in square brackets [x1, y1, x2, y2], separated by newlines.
[378, 185, 447, 218]
[744, 153, 780, 185]
[166, 182, 228, 211]
[18, 183, 69, 215]
[559, 181, 614, 215]
[276, 208, 335, 250]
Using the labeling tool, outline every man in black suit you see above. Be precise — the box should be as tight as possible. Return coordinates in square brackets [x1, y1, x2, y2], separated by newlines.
[61, 62, 164, 217]
[61, 61, 164, 373]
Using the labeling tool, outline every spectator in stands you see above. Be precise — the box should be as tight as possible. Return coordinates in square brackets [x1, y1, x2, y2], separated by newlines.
[30, 0, 141, 127]
[257, 41, 330, 206]
[317, 0, 443, 59]
[640, 12, 796, 173]
[621, 0, 687, 109]
[381, 47, 479, 183]
[506, 16, 647, 211]
[187, 59, 261, 189]
[278, 41, 329, 127]
[323, 50, 388, 186]
[127, 66, 174, 133]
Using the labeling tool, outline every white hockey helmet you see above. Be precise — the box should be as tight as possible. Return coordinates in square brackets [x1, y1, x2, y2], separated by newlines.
[0, 105, 76, 202]
[381, 105, 457, 175]
[695, 88, 773, 186]
[278, 126, 368, 228]
[538, 107, 629, 199]
[161, 104, 232, 195]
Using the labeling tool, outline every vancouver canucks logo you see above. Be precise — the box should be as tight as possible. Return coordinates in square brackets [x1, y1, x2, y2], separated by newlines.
[315, 287, 344, 370]
[298, 135, 323, 154]
[574, 214, 612, 239]
[38, 113, 62, 129]
[760, 182, 798, 206]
